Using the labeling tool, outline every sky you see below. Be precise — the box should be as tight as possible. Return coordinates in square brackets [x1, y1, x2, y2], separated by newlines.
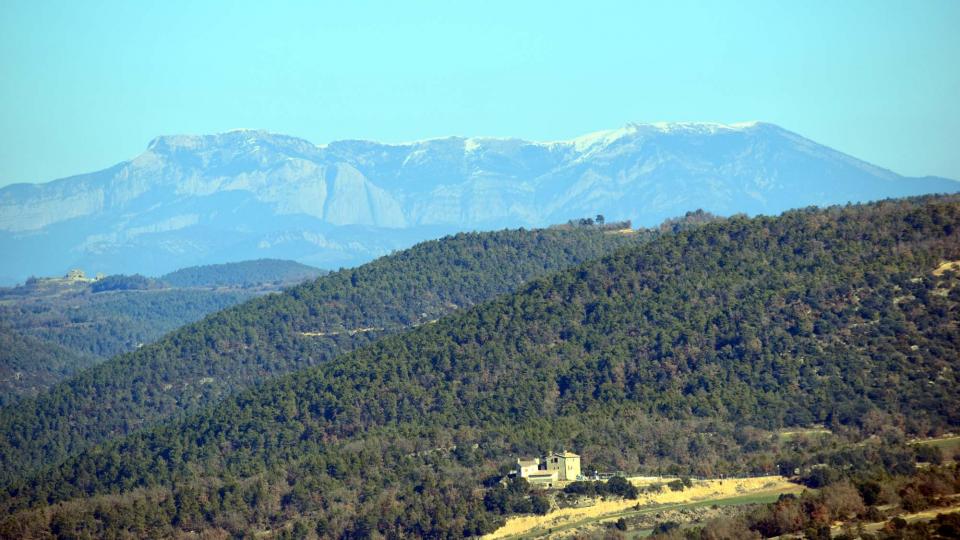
[1, 0, 958, 187]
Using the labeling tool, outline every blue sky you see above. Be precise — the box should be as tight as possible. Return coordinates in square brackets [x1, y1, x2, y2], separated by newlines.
[1, 0, 958, 186]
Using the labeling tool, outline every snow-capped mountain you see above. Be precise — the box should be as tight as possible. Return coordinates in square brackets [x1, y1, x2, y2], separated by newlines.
[0, 122, 956, 283]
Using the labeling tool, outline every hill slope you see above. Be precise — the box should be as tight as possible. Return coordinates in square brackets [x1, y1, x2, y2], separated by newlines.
[0, 257, 322, 402]
[0, 327, 94, 407]
[160, 258, 325, 288]
[0, 122, 956, 282]
[2, 196, 957, 538]
[0, 226, 649, 482]
[0, 285, 257, 403]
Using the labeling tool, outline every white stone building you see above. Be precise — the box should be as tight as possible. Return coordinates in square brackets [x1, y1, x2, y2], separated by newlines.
[515, 451, 582, 486]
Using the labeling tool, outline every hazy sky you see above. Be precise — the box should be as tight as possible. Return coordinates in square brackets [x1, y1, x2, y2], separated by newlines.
[1, 0, 958, 187]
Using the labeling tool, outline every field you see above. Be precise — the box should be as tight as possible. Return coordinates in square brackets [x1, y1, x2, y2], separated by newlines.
[484, 476, 802, 539]
[776, 426, 832, 441]
[914, 435, 960, 456]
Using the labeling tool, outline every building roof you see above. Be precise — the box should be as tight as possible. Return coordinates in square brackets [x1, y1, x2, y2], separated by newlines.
[549, 451, 580, 459]
[517, 458, 539, 467]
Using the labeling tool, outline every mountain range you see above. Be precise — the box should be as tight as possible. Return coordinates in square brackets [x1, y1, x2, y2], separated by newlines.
[1, 122, 956, 284]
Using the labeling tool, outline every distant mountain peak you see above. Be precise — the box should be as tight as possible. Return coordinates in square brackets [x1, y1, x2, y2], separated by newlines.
[144, 122, 775, 158]
[0, 121, 956, 284]
[552, 121, 774, 153]
[146, 130, 319, 157]
[561, 124, 640, 152]
[627, 120, 770, 134]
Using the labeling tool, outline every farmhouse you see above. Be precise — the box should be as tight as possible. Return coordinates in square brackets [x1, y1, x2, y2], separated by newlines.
[515, 451, 582, 487]
[516, 458, 540, 477]
[547, 451, 581, 480]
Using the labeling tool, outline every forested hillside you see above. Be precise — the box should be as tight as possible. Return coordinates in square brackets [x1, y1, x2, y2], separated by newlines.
[0, 327, 93, 406]
[0, 288, 255, 359]
[0, 258, 326, 400]
[0, 287, 256, 403]
[160, 259, 326, 288]
[2, 196, 957, 538]
[0, 227, 649, 483]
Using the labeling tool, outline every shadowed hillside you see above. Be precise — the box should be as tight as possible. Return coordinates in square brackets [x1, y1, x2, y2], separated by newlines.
[2, 196, 957, 538]
[0, 226, 652, 483]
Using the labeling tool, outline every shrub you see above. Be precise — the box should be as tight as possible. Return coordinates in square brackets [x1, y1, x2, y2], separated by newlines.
[667, 479, 686, 492]
[652, 521, 679, 535]
[914, 445, 943, 465]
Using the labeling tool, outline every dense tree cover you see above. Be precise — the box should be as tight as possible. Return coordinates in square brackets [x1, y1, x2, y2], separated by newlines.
[0, 325, 94, 406]
[1, 196, 958, 538]
[483, 477, 551, 516]
[0, 287, 256, 398]
[160, 258, 326, 288]
[658, 209, 724, 233]
[0, 259, 325, 364]
[90, 273, 161, 292]
[0, 227, 648, 483]
[559, 215, 633, 230]
[6, 288, 256, 359]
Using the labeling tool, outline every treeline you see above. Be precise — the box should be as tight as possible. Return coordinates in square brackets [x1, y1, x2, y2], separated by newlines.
[160, 259, 326, 288]
[0, 227, 649, 483]
[1, 196, 957, 538]
[658, 209, 723, 233]
[90, 273, 161, 292]
[554, 214, 633, 230]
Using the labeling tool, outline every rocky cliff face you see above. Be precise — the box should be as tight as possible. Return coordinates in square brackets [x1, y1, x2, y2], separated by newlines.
[0, 122, 956, 283]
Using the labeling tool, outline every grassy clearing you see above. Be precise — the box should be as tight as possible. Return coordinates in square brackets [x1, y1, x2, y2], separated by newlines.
[913, 435, 960, 455]
[777, 427, 832, 441]
[618, 490, 797, 539]
[484, 476, 801, 540]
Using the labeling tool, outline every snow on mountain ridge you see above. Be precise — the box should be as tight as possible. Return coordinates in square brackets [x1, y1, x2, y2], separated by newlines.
[0, 122, 957, 283]
[324, 122, 768, 155]
[563, 125, 639, 153]
[135, 123, 774, 168]
[646, 120, 762, 133]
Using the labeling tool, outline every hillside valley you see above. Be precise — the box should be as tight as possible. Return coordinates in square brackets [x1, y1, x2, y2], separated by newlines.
[0, 224, 655, 484]
[1, 195, 957, 538]
[5, 2, 959, 538]
[0, 259, 325, 404]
